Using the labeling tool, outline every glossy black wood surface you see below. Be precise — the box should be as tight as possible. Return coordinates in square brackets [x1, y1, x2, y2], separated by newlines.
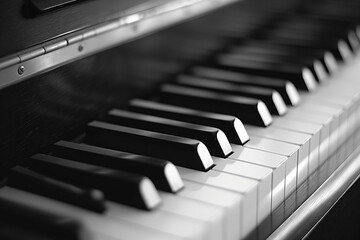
[0, 0, 147, 58]
[306, 175, 360, 239]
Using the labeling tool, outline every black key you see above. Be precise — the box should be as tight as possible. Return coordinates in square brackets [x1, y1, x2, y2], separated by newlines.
[7, 166, 106, 213]
[226, 49, 315, 67]
[230, 40, 332, 67]
[0, 178, 6, 188]
[129, 99, 250, 145]
[176, 75, 287, 116]
[0, 221, 52, 240]
[107, 109, 233, 158]
[269, 29, 349, 58]
[232, 39, 335, 71]
[53, 141, 184, 193]
[227, 43, 337, 82]
[256, 37, 343, 61]
[216, 53, 318, 91]
[27, 154, 161, 210]
[226, 46, 325, 76]
[158, 84, 272, 127]
[192, 66, 300, 106]
[0, 196, 91, 240]
[229, 44, 311, 59]
[85, 121, 214, 171]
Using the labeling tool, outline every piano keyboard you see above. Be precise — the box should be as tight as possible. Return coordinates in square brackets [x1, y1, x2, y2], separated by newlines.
[1, 0, 360, 239]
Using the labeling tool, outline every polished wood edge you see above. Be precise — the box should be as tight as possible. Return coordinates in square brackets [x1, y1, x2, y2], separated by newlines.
[268, 143, 360, 240]
[0, 0, 239, 90]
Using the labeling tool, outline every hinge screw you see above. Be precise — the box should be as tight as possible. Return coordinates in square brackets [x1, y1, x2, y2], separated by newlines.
[18, 66, 25, 75]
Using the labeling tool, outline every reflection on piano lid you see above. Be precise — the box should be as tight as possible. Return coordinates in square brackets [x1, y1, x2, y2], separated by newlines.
[1, 0, 360, 239]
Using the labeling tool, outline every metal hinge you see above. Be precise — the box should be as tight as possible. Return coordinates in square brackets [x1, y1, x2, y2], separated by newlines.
[0, 0, 238, 90]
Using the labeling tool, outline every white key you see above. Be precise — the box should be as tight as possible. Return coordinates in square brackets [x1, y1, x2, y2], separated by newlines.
[177, 167, 258, 239]
[290, 80, 360, 164]
[240, 136, 298, 219]
[291, 104, 341, 157]
[229, 145, 287, 231]
[337, 84, 360, 136]
[272, 118, 322, 194]
[0, 187, 184, 240]
[291, 55, 360, 176]
[317, 86, 360, 147]
[230, 145, 286, 213]
[299, 93, 355, 173]
[107, 202, 211, 240]
[212, 157, 272, 238]
[272, 118, 321, 177]
[284, 106, 335, 184]
[304, 84, 360, 142]
[243, 136, 298, 202]
[302, 93, 351, 148]
[295, 103, 347, 174]
[245, 125, 311, 190]
[283, 109, 331, 168]
[178, 180, 242, 240]
[318, 82, 360, 163]
[158, 193, 225, 240]
[245, 124, 312, 207]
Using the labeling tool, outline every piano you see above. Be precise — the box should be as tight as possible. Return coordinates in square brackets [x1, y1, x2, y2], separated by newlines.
[0, 0, 360, 239]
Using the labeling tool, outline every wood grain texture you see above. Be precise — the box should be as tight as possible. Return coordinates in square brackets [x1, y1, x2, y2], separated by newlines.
[0, 0, 150, 58]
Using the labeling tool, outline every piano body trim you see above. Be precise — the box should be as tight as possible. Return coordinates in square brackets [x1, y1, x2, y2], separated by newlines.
[0, 0, 239, 90]
[269, 137, 360, 240]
